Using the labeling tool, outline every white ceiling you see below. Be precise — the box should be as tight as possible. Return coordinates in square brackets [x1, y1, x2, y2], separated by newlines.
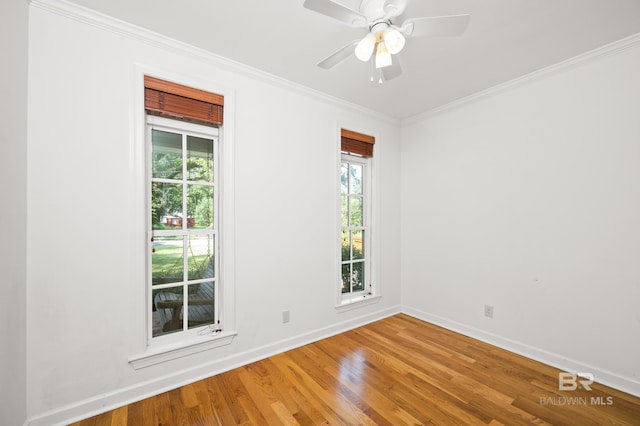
[67, 0, 640, 119]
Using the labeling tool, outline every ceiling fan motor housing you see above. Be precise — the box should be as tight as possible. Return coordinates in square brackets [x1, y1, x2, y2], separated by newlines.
[370, 21, 390, 35]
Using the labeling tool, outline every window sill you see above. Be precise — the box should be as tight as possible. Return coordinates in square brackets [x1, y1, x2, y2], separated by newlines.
[129, 331, 236, 369]
[335, 294, 381, 313]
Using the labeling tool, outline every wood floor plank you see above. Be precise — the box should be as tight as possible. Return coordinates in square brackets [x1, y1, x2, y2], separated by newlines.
[323, 331, 490, 425]
[291, 345, 394, 426]
[202, 375, 240, 425]
[260, 357, 333, 424]
[73, 313, 640, 425]
[217, 370, 265, 425]
[247, 358, 316, 424]
[236, 365, 287, 425]
[109, 407, 127, 426]
[273, 351, 376, 425]
[304, 341, 424, 425]
[152, 391, 173, 426]
[124, 397, 153, 426]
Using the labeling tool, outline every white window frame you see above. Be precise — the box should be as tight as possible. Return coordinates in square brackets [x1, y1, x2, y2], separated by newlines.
[146, 115, 220, 346]
[338, 152, 376, 307]
[129, 112, 235, 369]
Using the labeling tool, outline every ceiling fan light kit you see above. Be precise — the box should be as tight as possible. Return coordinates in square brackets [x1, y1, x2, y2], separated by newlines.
[355, 22, 406, 69]
[303, 0, 470, 81]
[383, 26, 405, 54]
[355, 32, 376, 61]
[375, 40, 392, 69]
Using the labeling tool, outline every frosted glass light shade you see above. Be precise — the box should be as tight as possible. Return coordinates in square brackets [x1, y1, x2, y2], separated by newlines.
[355, 33, 376, 62]
[375, 42, 392, 69]
[383, 27, 405, 54]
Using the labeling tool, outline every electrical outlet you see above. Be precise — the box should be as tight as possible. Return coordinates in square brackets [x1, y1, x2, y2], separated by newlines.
[484, 305, 494, 318]
[282, 310, 290, 324]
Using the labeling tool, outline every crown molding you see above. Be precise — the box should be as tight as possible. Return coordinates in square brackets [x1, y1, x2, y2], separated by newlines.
[28, 0, 400, 126]
[30, 0, 639, 134]
[402, 31, 640, 126]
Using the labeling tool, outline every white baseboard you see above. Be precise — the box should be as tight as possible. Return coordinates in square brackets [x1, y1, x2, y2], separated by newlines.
[27, 303, 639, 425]
[402, 306, 640, 398]
[27, 305, 402, 426]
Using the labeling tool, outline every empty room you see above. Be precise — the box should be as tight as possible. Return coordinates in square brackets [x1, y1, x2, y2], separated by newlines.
[2, 0, 640, 424]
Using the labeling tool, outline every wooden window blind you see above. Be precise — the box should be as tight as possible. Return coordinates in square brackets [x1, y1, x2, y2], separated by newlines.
[341, 129, 375, 157]
[144, 76, 224, 126]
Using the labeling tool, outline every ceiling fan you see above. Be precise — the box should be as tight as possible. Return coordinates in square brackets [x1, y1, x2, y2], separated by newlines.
[303, 0, 470, 81]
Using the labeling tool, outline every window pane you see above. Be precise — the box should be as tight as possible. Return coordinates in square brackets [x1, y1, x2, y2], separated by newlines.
[353, 261, 365, 292]
[152, 236, 184, 285]
[341, 264, 350, 294]
[187, 136, 214, 182]
[151, 182, 183, 230]
[341, 163, 349, 194]
[350, 164, 363, 194]
[349, 196, 363, 226]
[188, 235, 214, 280]
[187, 184, 214, 229]
[352, 230, 364, 260]
[187, 281, 215, 329]
[341, 230, 350, 261]
[152, 130, 182, 180]
[153, 285, 184, 337]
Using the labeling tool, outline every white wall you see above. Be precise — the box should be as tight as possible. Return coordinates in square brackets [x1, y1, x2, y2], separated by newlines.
[25, 1, 640, 423]
[401, 41, 640, 396]
[0, 0, 28, 425]
[26, 4, 401, 424]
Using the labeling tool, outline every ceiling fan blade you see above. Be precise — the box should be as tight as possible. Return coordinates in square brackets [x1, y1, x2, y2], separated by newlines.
[318, 40, 360, 69]
[303, 0, 367, 27]
[403, 14, 470, 38]
[382, 58, 402, 81]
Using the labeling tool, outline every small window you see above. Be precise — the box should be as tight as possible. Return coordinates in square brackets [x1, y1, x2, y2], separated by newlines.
[339, 129, 375, 304]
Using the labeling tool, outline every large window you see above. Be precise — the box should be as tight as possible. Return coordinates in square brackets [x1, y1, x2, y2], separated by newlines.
[339, 129, 375, 304]
[148, 116, 219, 340]
[143, 76, 225, 345]
[130, 75, 234, 367]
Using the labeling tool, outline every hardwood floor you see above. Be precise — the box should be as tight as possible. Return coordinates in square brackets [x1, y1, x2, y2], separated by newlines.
[71, 314, 640, 425]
